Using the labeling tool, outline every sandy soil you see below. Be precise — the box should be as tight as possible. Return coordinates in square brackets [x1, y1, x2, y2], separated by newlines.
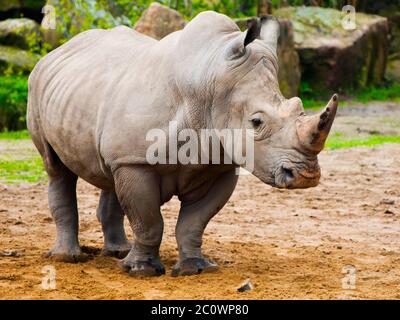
[0, 103, 399, 300]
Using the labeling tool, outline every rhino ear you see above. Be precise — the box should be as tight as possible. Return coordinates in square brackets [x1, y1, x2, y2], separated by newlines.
[226, 18, 261, 60]
[244, 18, 261, 47]
[260, 15, 280, 52]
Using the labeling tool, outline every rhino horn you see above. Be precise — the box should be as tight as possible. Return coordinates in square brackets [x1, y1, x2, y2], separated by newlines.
[296, 94, 339, 154]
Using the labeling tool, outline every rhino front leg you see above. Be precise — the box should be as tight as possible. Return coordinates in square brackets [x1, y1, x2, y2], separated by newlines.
[97, 190, 131, 258]
[113, 166, 165, 277]
[172, 169, 238, 276]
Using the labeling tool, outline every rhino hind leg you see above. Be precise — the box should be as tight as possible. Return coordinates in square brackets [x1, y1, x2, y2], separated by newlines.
[172, 169, 238, 277]
[113, 166, 165, 277]
[97, 190, 131, 259]
[43, 142, 89, 263]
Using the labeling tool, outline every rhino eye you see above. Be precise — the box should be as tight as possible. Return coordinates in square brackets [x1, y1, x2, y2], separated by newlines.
[251, 118, 263, 128]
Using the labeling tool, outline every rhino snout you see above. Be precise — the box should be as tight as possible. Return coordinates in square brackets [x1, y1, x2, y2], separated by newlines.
[274, 161, 321, 189]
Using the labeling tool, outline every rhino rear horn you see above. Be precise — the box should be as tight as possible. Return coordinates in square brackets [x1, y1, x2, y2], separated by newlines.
[296, 94, 339, 154]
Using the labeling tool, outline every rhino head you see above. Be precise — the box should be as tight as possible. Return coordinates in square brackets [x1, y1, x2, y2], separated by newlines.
[174, 12, 338, 189]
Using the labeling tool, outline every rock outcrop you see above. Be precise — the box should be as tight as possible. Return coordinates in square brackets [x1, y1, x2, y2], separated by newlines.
[275, 7, 389, 95]
[0, 18, 41, 50]
[0, 45, 39, 73]
[134, 2, 185, 40]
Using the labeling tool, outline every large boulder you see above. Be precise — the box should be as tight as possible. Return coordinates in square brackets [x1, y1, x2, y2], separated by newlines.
[134, 2, 185, 40]
[0, 45, 40, 73]
[0, 18, 41, 50]
[0, 0, 22, 12]
[41, 0, 130, 48]
[275, 7, 389, 95]
[235, 17, 301, 98]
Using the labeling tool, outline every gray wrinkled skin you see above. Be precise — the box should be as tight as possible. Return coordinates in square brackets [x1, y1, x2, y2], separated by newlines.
[27, 11, 337, 276]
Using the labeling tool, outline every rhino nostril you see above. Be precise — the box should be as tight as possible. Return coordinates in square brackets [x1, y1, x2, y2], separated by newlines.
[282, 167, 294, 182]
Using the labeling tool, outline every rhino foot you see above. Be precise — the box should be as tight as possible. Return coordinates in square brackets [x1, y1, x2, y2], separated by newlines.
[171, 257, 219, 277]
[44, 246, 91, 263]
[102, 243, 132, 259]
[119, 257, 165, 277]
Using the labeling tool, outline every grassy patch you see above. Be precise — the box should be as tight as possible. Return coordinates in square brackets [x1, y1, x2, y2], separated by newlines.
[0, 129, 30, 140]
[302, 83, 400, 109]
[354, 84, 400, 104]
[326, 135, 400, 150]
[0, 156, 46, 183]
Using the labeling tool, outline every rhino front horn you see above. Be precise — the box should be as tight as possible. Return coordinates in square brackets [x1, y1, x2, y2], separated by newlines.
[296, 94, 339, 154]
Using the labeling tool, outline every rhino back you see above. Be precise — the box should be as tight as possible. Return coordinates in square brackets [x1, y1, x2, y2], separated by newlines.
[28, 26, 162, 189]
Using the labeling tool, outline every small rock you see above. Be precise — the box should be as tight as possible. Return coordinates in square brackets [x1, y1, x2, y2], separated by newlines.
[0, 249, 24, 257]
[237, 279, 253, 292]
[384, 209, 395, 215]
[381, 199, 395, 205]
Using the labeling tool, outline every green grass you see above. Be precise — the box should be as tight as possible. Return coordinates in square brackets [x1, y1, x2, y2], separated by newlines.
[302, 83, 400, 110]
[0, 129, 30, 140]
[354, 84, 400, 104]
[0, 156, 46, 183]
[326, 135, 400, 150]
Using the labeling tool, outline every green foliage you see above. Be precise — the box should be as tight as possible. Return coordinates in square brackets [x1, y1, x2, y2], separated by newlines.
[326, 135, 400, 150]
[0, 74, 28, 131]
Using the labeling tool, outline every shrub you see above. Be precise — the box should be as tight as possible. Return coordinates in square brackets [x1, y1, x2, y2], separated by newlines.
[0, 75, 28, 131]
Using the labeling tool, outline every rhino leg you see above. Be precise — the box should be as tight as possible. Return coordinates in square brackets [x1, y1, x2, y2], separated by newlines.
[97, 190, 131, 259]
[44, 147, 89, 263]
[113, 166, 165, 277]
[172, 169, 238, 276]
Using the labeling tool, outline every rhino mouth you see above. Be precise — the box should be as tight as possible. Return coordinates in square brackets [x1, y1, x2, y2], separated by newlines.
[273, 161, 321, 189]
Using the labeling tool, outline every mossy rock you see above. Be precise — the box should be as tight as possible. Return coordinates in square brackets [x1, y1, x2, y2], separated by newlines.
[0, 18, 41, 50]
[275, 6, 389, 96]
[0, 45, 40, 73]
[0, 0, 21, 12]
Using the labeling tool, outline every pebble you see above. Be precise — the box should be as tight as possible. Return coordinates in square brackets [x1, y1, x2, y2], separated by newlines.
[237, 279, 253, 292]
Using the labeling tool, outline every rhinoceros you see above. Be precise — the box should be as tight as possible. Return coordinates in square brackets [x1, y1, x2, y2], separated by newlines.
[27, 11, 338, 277]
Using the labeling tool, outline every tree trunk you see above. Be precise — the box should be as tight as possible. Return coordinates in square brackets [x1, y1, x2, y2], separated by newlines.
[257, 0, 270, 16]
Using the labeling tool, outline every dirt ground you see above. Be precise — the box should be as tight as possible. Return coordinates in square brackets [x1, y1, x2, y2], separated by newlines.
[0, 102, 400, 300]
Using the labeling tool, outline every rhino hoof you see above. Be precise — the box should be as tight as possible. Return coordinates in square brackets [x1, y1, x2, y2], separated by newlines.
[119, 258, 165, 277]
[44, 248, 91, 263]
[102, 244, 131, 259]
[171, 257, 219, 277]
